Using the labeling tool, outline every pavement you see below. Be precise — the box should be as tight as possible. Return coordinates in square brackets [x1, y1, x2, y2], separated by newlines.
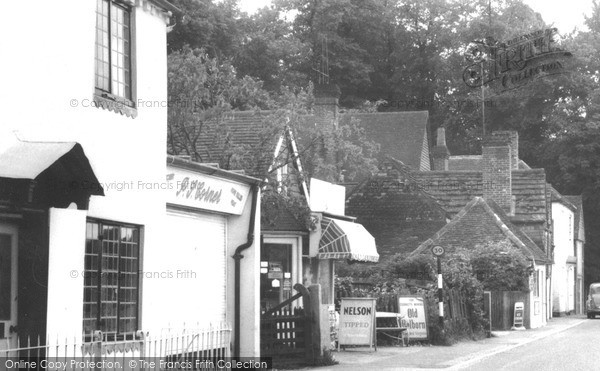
[306, 315, 587, 371]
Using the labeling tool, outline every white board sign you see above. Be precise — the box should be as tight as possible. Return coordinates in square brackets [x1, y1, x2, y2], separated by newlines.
[167, 166, 251, 215]
[338, 298, 376, 350]
[398, 296, 429, 340]
[309, 178, 346, 215]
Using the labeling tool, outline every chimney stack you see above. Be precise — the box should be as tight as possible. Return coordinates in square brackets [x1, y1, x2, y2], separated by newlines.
[482, 133, 515, 213]
[314, 84, 340, 125]
[491, 131, 519, 169]
[431, 127, 450, 171]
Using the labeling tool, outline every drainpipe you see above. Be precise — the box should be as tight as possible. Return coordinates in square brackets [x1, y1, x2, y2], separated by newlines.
[233, 184, 259, 358]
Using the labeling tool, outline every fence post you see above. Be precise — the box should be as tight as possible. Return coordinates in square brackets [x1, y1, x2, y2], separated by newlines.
[294, 284, 314, 365]
[308, 285, 328, 359]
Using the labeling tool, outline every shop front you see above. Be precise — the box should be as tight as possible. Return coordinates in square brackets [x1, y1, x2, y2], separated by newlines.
[163, 157, 262, 357]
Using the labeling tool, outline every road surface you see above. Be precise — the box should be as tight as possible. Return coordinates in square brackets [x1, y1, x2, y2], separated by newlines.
[463, 317, 600, 370]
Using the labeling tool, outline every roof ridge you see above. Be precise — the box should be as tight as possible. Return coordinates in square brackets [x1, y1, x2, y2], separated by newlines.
[411, 197, 483, 255]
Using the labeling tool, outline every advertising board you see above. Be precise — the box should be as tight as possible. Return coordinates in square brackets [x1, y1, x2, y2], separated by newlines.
[338, 298, 377, 350]
[398, 296, 429, 340]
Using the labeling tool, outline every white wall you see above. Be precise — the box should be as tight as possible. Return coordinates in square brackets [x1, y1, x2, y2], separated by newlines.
[46, 208, 88, 338]
[551, 203, 575, 314]
[226, 189, 261, 357]
[530, 266, 546, 329]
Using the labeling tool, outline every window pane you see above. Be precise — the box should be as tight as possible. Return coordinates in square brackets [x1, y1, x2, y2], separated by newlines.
[95, 0, 132, 100]
[83, 221, 140, 337]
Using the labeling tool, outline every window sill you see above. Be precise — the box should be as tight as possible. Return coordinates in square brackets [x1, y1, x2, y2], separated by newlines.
[93, 93, 138, 118]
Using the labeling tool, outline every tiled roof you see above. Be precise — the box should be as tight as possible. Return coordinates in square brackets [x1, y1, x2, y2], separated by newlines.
[345, 173, 447, 257]
[403, 169, 548, 223]
[262, 208, 307, 232]
[339, 111, 430, 171]
[550, 186, 577, 211]
[195, 110, 283, 177]
[448, 155, 482, 171]
[411, 197, 549, 263]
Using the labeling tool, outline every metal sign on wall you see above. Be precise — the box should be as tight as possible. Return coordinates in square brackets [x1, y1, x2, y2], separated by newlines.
[338, 298, 377, 350]
[166, 166, 250, 215]
[398, 296, 429, 340]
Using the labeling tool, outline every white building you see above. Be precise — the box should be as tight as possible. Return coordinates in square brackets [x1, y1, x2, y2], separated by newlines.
[551, 190, 585, 316]
[0, 0, 261, 357]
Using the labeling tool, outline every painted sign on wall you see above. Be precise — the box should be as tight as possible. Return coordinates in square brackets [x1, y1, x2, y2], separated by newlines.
[338, 298, 376, 350]
[398, 296, 429, 340]
[167, 166, 250, 215]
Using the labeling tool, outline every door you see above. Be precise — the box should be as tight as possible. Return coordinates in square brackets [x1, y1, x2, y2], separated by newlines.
[0, 224, 17, 352]
[260, 244, 293, 312]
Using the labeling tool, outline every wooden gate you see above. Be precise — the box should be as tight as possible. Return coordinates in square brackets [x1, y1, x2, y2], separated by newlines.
[261, 283, 314, 366]
[490, 291, 530, 330]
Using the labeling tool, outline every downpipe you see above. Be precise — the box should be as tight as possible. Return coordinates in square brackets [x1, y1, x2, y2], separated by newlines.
[233, 184, 259, 358]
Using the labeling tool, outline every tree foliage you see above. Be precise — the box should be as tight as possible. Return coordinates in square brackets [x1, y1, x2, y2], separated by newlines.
[166, 0, 600, 284]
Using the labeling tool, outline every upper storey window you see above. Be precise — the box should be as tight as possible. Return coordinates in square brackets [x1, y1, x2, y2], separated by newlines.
[95, 0, 134, 108]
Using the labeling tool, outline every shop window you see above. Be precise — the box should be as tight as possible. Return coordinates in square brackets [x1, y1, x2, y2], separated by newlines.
[94, 0, 136, 115]
[83, 220, 141, 339]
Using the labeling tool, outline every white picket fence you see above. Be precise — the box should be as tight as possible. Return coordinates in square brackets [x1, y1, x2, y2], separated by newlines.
[0, 324, 231, 371]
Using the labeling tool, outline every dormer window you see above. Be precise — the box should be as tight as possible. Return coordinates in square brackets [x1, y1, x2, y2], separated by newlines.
[94, 0, 136, 114]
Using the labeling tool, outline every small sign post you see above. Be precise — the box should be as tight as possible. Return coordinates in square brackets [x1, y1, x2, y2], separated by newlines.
[338, 298, 377, 351]
[431, 245, 445, 327]
[512, 302, 525, 330]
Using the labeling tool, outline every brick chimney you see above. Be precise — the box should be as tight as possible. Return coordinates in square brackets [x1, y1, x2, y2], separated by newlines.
[314, 84, 340, 124]
[491, 131, 519, 169]
[482, 133, 513, 213]
[431, 127, 450, 170]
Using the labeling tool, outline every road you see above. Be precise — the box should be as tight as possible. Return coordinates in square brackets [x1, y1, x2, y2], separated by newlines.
[462, 318, 600, 370]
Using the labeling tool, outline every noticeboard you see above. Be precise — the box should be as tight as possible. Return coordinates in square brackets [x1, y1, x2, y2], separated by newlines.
[398, 296, 429, 340]
[338, 298, 377, 350]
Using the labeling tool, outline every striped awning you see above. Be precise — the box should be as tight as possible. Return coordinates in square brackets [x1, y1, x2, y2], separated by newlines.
[318, 217, 379, 262]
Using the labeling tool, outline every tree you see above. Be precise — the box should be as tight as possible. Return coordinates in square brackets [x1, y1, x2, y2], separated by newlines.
[468, 240, 532, 291]
[167, 46, 272, 162]
[167, 0, 243, 58]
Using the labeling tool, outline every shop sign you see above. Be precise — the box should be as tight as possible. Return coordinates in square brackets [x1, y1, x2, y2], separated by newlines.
[463, 28, 572, 91]
[398, 296, 429, 340]
[338, 298, 376, 350]
[309, 178, 346, 215]
[166, 166, 250, 215]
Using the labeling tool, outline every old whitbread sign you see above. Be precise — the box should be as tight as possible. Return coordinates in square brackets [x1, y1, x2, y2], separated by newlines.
[398, 296, 429, 340]
[338, 298, 377, 350]
[167, 166, 251, 215]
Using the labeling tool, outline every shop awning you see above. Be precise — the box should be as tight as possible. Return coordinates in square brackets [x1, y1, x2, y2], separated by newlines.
[318, 217, 379, 262]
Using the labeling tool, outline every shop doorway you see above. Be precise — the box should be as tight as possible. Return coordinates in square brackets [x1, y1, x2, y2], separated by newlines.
[0, 224, 18, 353]
[260, 244, 293, 312]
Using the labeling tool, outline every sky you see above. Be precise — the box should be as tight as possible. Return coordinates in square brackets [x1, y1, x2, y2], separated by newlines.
[237, 0, 594, 35]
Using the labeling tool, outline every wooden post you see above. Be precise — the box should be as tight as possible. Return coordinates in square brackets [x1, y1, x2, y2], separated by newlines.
[294, 284, 315, 365]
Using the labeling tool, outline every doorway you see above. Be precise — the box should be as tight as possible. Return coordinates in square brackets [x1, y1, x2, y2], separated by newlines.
[0, 224, 18, 352]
